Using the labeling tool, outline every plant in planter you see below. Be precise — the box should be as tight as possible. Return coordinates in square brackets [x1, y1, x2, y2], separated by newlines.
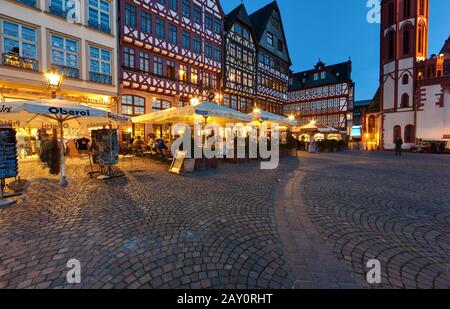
[280, 131, 298, 157]
[205, 141, 218, 169]
[329, 140, 337, 152]
[337, 140, 344, 152]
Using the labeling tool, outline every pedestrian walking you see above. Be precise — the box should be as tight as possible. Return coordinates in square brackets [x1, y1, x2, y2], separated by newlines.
[395, 137, 403, 156]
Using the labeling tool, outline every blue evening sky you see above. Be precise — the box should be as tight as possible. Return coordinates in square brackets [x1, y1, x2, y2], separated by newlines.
[221, 0, 450, 101]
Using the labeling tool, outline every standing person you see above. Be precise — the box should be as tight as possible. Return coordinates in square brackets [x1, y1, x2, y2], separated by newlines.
[395, 137, 403, 156]
[439, 142, 445, 154]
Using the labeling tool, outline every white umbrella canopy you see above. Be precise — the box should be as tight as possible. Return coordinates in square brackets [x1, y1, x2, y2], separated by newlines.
[249, 110, 297, 126]
[0, 99, 130, 128]
[299, 122, 319, 131]
[133, 101, 252, 125]
[318, 126, 339, 133]
[0, 99, 130, 186]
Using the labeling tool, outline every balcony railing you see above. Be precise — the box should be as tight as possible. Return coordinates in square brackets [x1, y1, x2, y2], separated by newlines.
[88, 20, 111, 34]
[1, 53, 38, 71]
[89, 72, 112, 84]
[16, 0, 37, 8]
[51, 64, 79, 79]
[49, 6, 67, 18]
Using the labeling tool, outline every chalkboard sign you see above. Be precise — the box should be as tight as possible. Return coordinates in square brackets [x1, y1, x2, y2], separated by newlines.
[169, 151, 186, 175]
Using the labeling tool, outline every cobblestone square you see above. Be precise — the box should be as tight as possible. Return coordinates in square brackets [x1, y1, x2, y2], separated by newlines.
[0, 152, 449, 289]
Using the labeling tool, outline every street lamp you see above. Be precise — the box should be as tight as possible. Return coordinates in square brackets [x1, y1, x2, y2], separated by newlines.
[45, 70, 63, 99]
[190, 97, 200, 106]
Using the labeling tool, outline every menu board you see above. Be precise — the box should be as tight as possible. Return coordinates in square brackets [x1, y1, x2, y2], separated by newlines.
[169, 151, 185, 175]
[91, 129, 119, 165]
[0, 128, 18, 179]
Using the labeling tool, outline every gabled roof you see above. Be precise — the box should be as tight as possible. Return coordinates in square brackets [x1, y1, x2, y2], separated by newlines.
[440, 36, 450, 55]
[289, 60, 352, 91]
[354, 88, 380, 112]
[224, 3, 252, 31]
[249, 1, 292, 64]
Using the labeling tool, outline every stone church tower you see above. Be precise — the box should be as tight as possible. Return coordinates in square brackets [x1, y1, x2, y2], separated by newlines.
[380, 0, 429, 149]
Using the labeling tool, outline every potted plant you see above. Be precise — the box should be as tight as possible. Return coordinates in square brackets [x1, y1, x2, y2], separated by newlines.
[280, 131, 298, 157]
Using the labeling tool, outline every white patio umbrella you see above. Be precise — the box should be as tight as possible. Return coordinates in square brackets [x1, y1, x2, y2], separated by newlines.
[249, 110, 297, 126]
[133, 101, 252, 125]
[318, 126, 339, 133]
[0, 99, 130, 185]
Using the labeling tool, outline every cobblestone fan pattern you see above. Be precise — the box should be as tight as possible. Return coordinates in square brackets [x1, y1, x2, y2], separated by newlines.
[0, 158, 296, 289]
[298, 152, 450, 289]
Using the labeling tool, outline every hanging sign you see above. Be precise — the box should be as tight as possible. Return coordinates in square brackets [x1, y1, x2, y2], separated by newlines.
[195, 110, 209, 117]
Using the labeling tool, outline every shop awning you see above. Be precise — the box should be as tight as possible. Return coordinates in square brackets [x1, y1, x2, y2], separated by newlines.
[248, 110, 297, 126]
[132, 101, 252, 125]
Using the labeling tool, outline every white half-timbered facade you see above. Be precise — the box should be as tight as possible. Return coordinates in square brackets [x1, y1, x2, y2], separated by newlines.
[287, 60, 354, 131]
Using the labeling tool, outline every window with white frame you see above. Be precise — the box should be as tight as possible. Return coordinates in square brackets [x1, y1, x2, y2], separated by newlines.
[89, 45, 112, 84]
[88, 0, 111, 33]
[122, 95, 145, 116]
[1, 20, 38, 70]
[50, 34, 79, 78]
[266, 32, 273, 46]
[49, 0, 71, 18]
[139, 51, 149, 73]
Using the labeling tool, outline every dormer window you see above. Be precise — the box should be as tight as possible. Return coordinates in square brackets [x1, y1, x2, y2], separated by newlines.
[321, 71, 326, 79]
[267, 32, 273, 46]
[314, 73, 319, 81]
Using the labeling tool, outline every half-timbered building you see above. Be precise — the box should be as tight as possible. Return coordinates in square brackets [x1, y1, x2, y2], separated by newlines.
[286, 60, 355, 132]
[249, 1, 291, 115]
[119, 0, 224, 140]
[222, 4, 257, 114]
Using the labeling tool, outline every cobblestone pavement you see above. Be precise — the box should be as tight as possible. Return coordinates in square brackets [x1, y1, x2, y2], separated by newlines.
[0, 157, 297, 289]
[1, 152, 449, 289]
[292, 151, 450, 289]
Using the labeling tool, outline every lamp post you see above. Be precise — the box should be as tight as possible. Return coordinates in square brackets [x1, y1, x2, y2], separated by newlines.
[45, 70, 63, 99]
[44, 71, 67, 186]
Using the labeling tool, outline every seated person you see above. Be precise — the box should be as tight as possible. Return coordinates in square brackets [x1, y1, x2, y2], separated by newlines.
[132, 136, 145, 151]
[147, 135, 156, 152]
[156, 138, 168, 157]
